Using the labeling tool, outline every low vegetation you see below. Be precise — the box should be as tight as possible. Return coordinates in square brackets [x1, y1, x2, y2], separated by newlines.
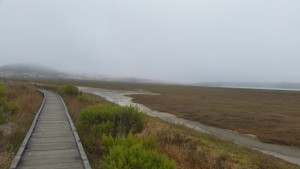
[58, 84, 298, 169]
[58, 84, 80, 96]
[140, 117, 297, 169]
[59, 85, 175, 168]
[96, 84, 300, 147]
[78, 104, 145, 138]
[0, 82, 42, 169]
[0, 85, 19, 125]
[38, 80, 300, 146]
[101, 134, 175, 169]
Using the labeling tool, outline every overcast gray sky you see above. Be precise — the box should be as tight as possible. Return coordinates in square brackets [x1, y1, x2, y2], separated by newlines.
[0, 0, 300, 83]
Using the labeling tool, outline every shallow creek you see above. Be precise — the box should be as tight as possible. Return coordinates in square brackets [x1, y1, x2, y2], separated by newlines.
[79, 86, 300, 166]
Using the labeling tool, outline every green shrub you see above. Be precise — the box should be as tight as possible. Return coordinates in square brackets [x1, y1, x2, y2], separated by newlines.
[78, 104, 115, 136]
[77, 94, 88, 103]
[0, 97, 6, 106]
[102, 134, 157, 152]
[4, 102, 19, 114]
[0, 85, 7, 116]
[9, 129, 24, 151]
[113, 106, 145, 137]
[0, 113, 6, 125]
[0, 97, 7, 115]
[78, 104, 145, 138]
[0, 104, 4, 113]
[0, 128, 3, 138]
[0, 85, 18, 120]
[0, 86, 19, 115]
[76, 103, 176, 169]
[58, 85, 80, 96]
[101, 135, 176, 169]
[0, 85, 6, 98]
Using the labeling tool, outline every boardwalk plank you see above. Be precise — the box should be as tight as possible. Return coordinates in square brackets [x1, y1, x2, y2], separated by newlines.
[13, 90, 88, 169]
[27, 143, 77, 151]
[18, 162, 84, 169]
[19, 159, 83, 166]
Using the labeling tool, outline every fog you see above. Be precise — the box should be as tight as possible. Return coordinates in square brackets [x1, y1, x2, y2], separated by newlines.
[0, 0, 300, 83]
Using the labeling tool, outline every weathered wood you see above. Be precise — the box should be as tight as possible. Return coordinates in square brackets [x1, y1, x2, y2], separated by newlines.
[11, 90, 91, 169]
[27, 143, 77, 151]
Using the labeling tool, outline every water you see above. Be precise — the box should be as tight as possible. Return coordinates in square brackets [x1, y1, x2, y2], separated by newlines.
[79, 86, 300, 166]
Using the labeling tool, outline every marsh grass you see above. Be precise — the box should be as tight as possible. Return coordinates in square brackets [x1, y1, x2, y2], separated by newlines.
[61, 87, 175, 169]
[140, 117, 298, 169]
[35, 81, 299, 168]
[59, 86, 297, 169]
[126, 86, 300, 147]
[36, 80, 300, 146]
[0, 82, 42, 169]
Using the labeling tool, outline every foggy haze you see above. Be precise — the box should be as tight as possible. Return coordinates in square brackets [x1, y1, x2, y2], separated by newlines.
[0, 0, 300, 83]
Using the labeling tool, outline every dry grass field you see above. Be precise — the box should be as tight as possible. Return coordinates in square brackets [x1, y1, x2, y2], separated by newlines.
[31, 81, 300, 168]
[132, 87, 300, 146]
[129, 86, 300, 147]
[140, 117, 297, 169]
[36, 80, 300, 147]
[59, 86, 297, 169]
[57, 84, 297, 169]
[0, 82, 42, 169]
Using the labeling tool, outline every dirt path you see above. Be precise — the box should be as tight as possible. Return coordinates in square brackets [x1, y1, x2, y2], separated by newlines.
[79, 86, 300, 166]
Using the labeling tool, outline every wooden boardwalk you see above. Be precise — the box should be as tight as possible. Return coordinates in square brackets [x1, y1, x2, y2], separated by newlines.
[10, 90, 91, 169]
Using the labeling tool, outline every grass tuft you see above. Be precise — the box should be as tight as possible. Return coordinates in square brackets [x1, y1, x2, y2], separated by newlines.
[139, 117, 298, 169]
[0, 82, 42, 169]
[101, 134, 176, 169]
[58, 84, 80, 96]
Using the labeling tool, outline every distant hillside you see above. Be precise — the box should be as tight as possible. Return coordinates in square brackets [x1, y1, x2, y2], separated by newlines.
[0, 64, 67, 79]
[0, 64, 163, 84]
